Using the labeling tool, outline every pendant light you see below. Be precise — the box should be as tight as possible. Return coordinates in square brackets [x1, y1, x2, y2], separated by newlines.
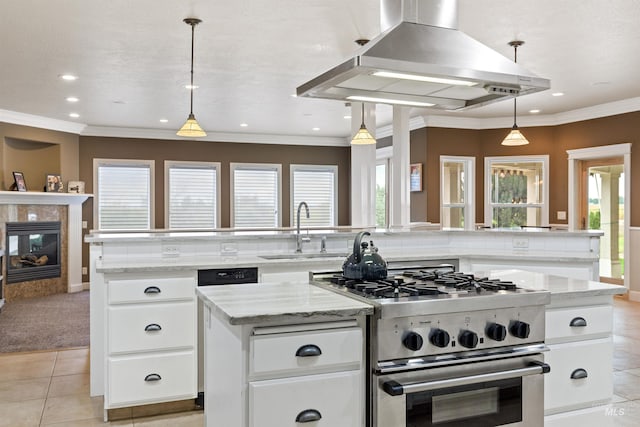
[501, 40, 529, 146]
[350, 103, 376, 145]
[177, 18, 206, 137]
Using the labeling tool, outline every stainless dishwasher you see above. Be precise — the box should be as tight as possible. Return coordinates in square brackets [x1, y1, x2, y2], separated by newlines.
[196, 267, 259, 405]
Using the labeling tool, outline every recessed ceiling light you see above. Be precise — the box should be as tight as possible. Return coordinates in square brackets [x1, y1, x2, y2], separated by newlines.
[240, 123, 248, 127]
[184, 84, 199, 90]
[69, 113, 80, 118]
[529, 109, 541, 114]
[552, 92, 564, 97]
[592, 81, 611, 86]
[159, 119, 169, 123]
[344, 115, 352, 119]
[312, 127, 320, 131]
[60, 74, 77, 81]
[290, 94, 297, 98]
[66, 96, 79, 103]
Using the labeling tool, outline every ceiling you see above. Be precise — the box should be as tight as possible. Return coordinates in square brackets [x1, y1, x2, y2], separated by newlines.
[2, 0, 640, 144]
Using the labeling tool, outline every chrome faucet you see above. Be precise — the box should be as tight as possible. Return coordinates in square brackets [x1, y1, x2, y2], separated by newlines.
[296, 201, 310, 253]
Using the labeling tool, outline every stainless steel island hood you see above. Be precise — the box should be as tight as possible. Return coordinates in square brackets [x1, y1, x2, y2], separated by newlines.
[297, 0, 550, 110]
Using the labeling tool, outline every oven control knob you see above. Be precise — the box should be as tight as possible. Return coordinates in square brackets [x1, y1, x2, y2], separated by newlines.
[429, 329, 450, 348]
[402, 332, 424, 351]
[486, 323, 507, 341]
[510, 321, 531, 339]
[458, 330, 479, 349]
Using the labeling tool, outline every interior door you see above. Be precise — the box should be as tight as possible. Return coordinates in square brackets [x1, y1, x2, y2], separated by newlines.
[579, 157, 624, 284]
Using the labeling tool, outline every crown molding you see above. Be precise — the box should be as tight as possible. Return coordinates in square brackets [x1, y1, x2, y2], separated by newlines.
[2, 96, 640, 144]
[0, 109, 86, 134]
[80, 126, 350, 146]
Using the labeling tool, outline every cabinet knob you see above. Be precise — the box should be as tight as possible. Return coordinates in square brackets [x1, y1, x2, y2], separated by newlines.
[143, 286, 161, 294]
[144, 323, 162, 332]
[144, 373, 162, 382]
[295, 344, 322, 357]
[295, 409, 322, 423]
[570, 368, 588, 380]
[569, 317, 587, 327]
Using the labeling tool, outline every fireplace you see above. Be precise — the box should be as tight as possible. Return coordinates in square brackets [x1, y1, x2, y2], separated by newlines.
[6, 221, 61, 284]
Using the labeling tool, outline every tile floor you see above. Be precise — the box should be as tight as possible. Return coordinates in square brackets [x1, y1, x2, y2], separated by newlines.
[0, 296, 638, 426]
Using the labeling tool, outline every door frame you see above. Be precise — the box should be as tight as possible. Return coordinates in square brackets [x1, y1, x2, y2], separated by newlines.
[567, 143, 631, 289]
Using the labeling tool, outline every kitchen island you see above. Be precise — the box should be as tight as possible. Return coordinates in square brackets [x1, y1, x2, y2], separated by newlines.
[196, 270, 625, 427]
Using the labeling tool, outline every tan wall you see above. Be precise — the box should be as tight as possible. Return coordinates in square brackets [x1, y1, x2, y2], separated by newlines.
[416, 111, 640, 227]
[78, 136, 352, 229]
[0, 123, 79, 190]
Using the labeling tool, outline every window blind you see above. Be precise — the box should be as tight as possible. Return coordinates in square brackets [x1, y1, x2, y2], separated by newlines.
[233, 166, 279, 228]
[168, 166, 217, 229]
[292, 167, 336, 227]
[98, 165, 151, 230]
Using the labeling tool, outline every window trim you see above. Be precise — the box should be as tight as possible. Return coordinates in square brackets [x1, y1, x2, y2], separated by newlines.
[164, 160, 221, 229]
[230, 162, 282, 228]
[93, 158, 155, 230]
[440, 155, 475, 230]
[376, 146, 393, 228]
[289, 164, 338, 227]
[484, 155, 549, 227]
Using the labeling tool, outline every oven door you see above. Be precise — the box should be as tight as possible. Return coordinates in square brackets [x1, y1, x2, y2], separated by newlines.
[374, 354, 549, 427]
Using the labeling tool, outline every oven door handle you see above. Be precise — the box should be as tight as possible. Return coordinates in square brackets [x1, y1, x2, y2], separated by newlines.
[382, 361, 550, 396]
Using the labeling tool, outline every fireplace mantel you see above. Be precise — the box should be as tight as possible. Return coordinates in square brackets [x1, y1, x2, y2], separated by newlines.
[0, 190, 92, 293]
[0, 191, 92, 205]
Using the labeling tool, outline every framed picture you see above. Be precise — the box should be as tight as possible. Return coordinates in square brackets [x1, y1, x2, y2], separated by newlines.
[67, 180, 85, 194]
[12, 171, 27, 191]
[45, 174, 64, 192]
[410, 163, 423, 192]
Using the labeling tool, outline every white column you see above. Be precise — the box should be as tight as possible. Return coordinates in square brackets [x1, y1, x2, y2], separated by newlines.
[390, 105, 411, 228]
[67, 203, 84, 292]
[350, 102, 377, 227]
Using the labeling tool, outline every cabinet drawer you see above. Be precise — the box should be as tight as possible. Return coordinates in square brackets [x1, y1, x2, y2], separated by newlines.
[249, 370, 362, 427]
[108, 302, 195, 354]
[107, 351, 196, 408]
[544, 338, 612, 414]
[250, 327, 362, 377]
[546, 305, 612, 343]
[108, 277, 194, 304]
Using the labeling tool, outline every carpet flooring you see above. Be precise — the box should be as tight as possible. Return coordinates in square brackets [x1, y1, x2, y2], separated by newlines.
[0, 290, 89, 353]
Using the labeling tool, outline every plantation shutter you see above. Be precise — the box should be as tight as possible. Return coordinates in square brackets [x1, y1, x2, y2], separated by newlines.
[98, 165, 151, 230]
[233, 166, 279, 228]
[292, 167, 336, 227]
[168, 166, 217, 229]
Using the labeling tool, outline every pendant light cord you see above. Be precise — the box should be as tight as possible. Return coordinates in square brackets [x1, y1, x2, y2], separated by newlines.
[189, 21, 195, 115]
[510, 40, 522, 128]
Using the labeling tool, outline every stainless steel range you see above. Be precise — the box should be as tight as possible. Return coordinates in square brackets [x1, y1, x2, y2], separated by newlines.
[312, 263, 551, 427]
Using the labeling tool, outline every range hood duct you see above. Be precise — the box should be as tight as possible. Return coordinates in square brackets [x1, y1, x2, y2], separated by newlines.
[297, 0, 550, 110]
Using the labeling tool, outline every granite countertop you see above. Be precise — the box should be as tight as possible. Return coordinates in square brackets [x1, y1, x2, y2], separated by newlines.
[196, 282, 374, 325]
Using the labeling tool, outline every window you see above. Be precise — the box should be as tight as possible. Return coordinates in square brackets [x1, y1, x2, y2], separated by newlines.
[94, 159, 154, 230]
[290, 165, 337, 227]
[441, 156, 475, 230]
[231, 163, 281, 228]
[485, 156, 549, 228]
[165, 161, 220, 229]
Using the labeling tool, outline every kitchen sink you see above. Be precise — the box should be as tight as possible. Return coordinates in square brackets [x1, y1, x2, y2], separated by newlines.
[259, 252, 347, 260]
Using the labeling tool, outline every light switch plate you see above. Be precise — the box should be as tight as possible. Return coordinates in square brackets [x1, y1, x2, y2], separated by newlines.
[557, 211, 567, 220]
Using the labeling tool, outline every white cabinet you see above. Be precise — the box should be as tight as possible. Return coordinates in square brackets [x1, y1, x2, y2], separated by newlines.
[203, 313, 365, 427]
[104, 274, 197, 409]
[544, 301, 615, 426]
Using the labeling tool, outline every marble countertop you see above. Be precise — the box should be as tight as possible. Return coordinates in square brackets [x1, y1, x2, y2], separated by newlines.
[195, 269, 624, 326]
[196, 282, 374, 325]
[94, 249, 598, 273]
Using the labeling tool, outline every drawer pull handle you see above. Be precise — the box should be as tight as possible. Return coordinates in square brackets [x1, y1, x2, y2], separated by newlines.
[569, 317, 587, 327]
[295, 409, 322, 423]
[144, 286, 161, 294]
[571, 368, 588, 380]
[144, 373, 162, 382]
[295, 344, 322, 357]
[144, 323, 162, 332]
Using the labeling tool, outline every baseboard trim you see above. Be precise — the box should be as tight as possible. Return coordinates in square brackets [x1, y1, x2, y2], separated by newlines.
[68, 283, 84, 293]
[628, 290, 640, 302]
